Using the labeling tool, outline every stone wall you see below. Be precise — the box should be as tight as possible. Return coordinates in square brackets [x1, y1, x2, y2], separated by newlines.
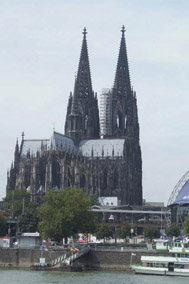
[0, 248, 65, 268]
[0, 247, 169, 270]
[74, 248, 169, 270]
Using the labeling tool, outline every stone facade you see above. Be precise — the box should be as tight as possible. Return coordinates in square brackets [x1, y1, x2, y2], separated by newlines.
[7, 26, 142, 206]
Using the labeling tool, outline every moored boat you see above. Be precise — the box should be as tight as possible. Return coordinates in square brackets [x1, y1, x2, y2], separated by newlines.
[131, 241, 189, 276]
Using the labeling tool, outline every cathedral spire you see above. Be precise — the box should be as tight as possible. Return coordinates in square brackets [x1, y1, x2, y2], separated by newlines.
[75, 27, 93, 96]
[65, 28, 100, 143]
[113, 25, 131, 95]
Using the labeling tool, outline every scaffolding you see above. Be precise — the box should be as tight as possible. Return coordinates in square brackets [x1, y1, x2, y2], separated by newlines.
[100, 89, 112, 138]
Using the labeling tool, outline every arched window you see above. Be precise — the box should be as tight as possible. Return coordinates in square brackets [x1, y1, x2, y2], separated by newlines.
[78, 112, 82, 130]
[80, 174, 86, 189]
[85, 115, 88, 129]
[125, 115, 127, 129]
[67, 167, 71, 187]
[116, 112, 123, 129]
[116, 115, 119, 128]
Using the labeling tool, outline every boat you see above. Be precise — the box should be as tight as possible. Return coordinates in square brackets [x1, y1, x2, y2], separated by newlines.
[131, 240, 189, 276]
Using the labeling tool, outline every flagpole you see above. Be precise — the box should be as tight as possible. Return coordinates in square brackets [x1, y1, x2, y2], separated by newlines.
[130, 252, 136, 266]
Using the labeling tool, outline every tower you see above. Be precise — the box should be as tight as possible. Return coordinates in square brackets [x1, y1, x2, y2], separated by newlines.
[111, 25, 132, 138]
[65, 28, 100, 145]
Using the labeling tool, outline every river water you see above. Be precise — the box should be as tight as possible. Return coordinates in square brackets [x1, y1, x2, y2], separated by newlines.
[1, 269, 189, 284]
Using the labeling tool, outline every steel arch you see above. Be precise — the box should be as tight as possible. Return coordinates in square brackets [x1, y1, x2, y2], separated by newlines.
[167, 170, 189, 206]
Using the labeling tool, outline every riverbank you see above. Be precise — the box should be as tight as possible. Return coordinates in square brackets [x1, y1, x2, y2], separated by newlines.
[0, 244, 170, 271]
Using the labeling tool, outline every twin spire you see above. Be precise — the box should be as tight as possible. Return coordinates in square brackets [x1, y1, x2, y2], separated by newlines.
[113, 25, 131, 95]
[68, 26, 132, 142]
[73, 25, 131, 102]
[75, 27, 92, 96]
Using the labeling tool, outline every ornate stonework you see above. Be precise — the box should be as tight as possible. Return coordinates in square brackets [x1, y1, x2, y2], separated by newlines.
[7, 27, 142, 206]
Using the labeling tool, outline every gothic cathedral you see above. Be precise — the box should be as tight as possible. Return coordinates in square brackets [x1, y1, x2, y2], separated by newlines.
[7, 27, 142, 206]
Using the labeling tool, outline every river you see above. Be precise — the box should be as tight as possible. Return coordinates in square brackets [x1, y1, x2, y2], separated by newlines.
[1, 269, 189, 284]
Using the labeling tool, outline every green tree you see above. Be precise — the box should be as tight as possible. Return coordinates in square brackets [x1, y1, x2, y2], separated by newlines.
[184, 215, 189, 234]
[0, 213, 7, 237]
[143, 225, 160, 240]
[37, 188, 95, 242]
[18, 202, 39, 232]
[165, 223, 180, 237]
[117, 221, 131, 241]
[3, 189, 30, 217]
[96, 223, 113, 242]
[89, 195, 100, 206]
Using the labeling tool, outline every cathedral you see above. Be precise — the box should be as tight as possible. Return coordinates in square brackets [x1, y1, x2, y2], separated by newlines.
[6, 26, 142, 206]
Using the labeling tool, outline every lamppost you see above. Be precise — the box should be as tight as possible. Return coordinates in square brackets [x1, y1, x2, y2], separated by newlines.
[109, 214, 117, 244]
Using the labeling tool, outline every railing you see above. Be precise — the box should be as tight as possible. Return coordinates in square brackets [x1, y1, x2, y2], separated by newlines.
[51, 245, 90, 267]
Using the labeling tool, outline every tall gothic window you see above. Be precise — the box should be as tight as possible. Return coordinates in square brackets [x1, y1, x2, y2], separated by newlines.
[85, 115, 88, 129]
[125, 115, 127, 129]
[67, 167, 71, 187]
[116, 112, 123, 129]
[80, 174, 86, 189]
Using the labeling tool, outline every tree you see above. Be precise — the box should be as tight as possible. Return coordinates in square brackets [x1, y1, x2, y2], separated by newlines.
[0, 213, 7, 237]
[3, 189, 30, 217]
[117, 221, 131, 241]
[37, 188, 95, 242]
[143, 225, 160, 240]
[89, 195, 100, 206]
[18, 202, 39, 232]
[165, 223, 180, 237]
[184, 215, 189, 234]
[96, 223, 113, 242]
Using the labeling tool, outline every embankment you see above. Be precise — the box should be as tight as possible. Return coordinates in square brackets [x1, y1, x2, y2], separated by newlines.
[74, 248, 169, 270]
[0, 247, 64, 268]
[0, 246, 169, 270]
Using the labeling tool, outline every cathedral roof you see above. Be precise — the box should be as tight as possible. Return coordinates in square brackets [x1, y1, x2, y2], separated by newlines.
[20, 133, 125, 158]
[20, 132, 77, 157]
[50, 131, 77, 153]
[21, 139, 49, 156]
[79, 139, 125, 158]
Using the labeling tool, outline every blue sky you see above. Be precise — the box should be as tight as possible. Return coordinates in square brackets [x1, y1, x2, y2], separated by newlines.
[0, 0, 189, 203]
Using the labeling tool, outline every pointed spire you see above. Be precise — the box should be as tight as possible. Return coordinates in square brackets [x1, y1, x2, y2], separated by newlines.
[14, 138, 20, 163]
[74, 27, 93, 97]
[113, 25, 131, 95]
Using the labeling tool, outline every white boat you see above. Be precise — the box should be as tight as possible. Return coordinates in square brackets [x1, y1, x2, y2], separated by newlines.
[131, 241, 189, 277]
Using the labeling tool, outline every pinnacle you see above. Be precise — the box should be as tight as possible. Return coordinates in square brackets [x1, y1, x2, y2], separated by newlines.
[113, 26, 131, 94]
[82, 27, 87, 38]
[121, 25, 126, 36]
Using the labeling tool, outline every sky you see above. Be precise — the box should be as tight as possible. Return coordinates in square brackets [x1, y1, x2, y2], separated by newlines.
[0, 0, 188, 204]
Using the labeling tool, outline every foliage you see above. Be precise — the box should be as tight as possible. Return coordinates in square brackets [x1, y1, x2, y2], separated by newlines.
[18, 202, 39, 232]
[3, 189, 30, 217]
[96, 223, 113, 241]
[89, 194, 100, 206]
[37, 188, 95, 242]
[165, 223, 180, 237]
[184, 215, 189, 234]
[117, 221, 131, 240]
[143, 225, 160, 240]
[0, 213, 7, 237]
